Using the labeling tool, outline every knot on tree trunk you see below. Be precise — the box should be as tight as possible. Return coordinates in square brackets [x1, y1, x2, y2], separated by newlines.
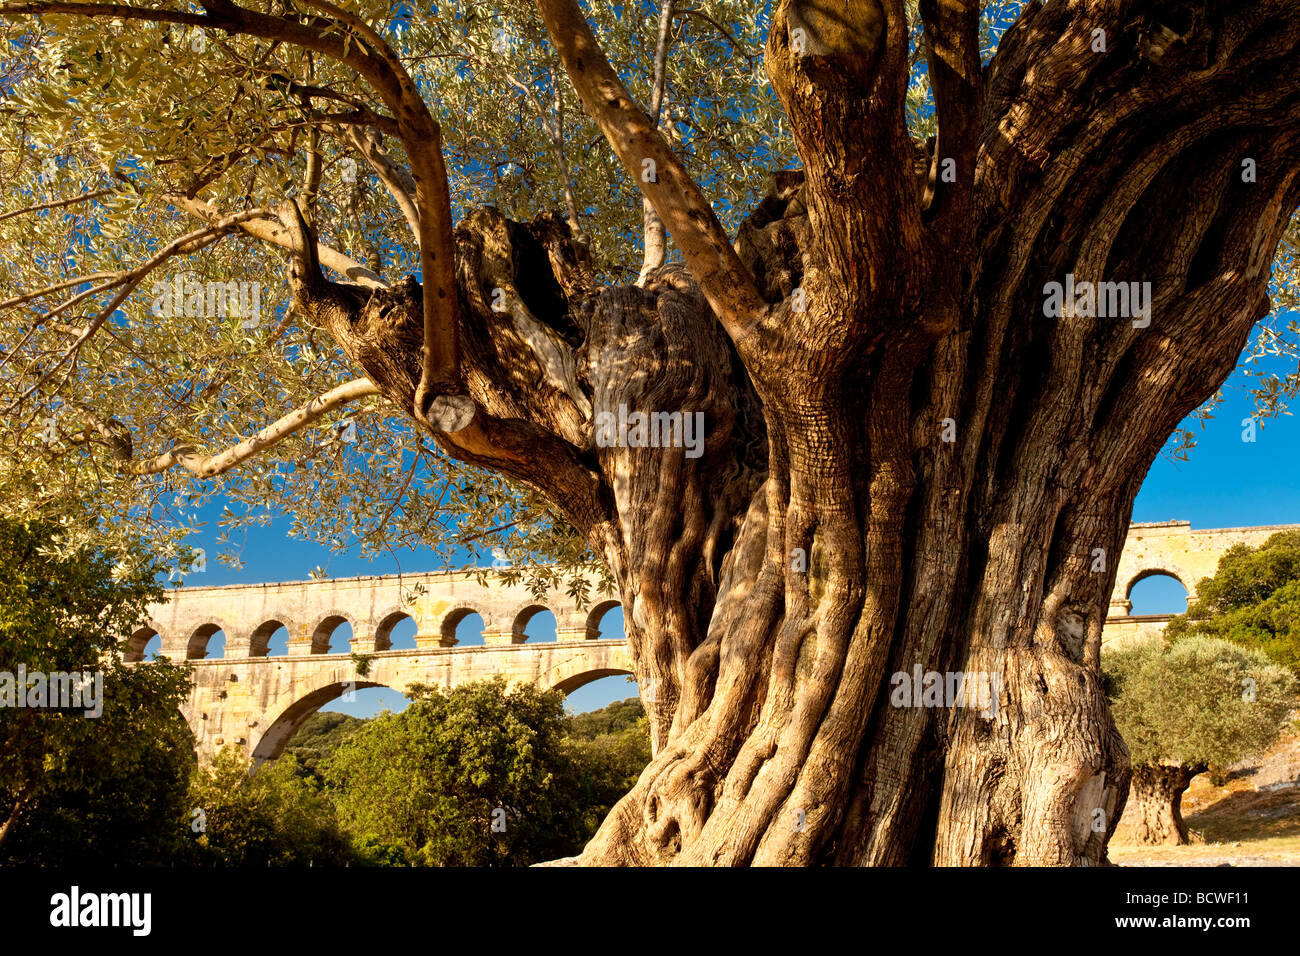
[735, 169, 809, 303]
[784, 0, 887, 93]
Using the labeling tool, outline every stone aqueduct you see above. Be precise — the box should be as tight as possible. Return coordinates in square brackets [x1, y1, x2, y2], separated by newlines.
[130, 569, 633, 763]
[131, 520, 1300, 763]
[1101, 521, 1300, 642]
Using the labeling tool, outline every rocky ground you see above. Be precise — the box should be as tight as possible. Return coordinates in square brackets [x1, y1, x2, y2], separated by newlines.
[1109, 727, 1300, 866]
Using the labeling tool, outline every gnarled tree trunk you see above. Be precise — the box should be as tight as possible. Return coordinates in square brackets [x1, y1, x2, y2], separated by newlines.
[1131, 764, 1204, 846]
[285, 0, 1300, 865]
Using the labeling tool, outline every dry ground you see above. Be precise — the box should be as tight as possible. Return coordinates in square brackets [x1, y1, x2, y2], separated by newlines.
[1109, 727, 1300, 866]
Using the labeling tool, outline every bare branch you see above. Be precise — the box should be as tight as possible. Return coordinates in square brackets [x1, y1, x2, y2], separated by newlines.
[919, 0, 982, 226]
[0, 271, 117, 311]
[255, 70, 401, 135]
[637, 0, 675, 285]
[286, 0, 463, 419]
[0, 187, 115, 224]
[0, 2, 208, 27]
[340, 125, 421, 242]
[166, 193, 386, 287]
[122, 376, 380, 478]
[300, 111, 323, 219]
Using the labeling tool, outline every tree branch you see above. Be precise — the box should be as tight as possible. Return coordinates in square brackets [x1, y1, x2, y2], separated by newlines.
[1, 0, 467, 425]
[533, 0, 766, 339]
[637, 0, 675, 285]
[0, 187, 115, 224]
[0, 271, 118, 312]
[165, 193, 386, 287]
[121, 376, 380, 478]
[680, 7, 757, 64]
[918, 0, 981, 227]
[340, 125, 421, 242]
[283, 0, 464, 421]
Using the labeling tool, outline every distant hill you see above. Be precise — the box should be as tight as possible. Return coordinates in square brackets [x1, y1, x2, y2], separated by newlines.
[566, 697, 645, 740]
[284, 712, 367, 783]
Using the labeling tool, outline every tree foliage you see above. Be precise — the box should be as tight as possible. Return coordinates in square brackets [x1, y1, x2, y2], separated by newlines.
[562, 698, 652, 839]
[272, 690, 650, 865]
[0, 514, 197, 863]
[1166, 530, 1300, 673]
[323, 676, 582, 865]
[189, 749, 357, 865]
[0, 658, 197, 865]
[1104, 635, 1296, 773]
[0, 0, 798, 585]
[282, 709, 366, 785]
[8, 1, 1251, 578]
[564, 691, 644, 739]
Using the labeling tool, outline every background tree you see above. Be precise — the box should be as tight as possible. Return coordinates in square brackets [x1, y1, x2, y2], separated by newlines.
[565, 692, 647, 739]
[323, 676, 581, 865]
[1167, 530, 1300, 672]
[0, 515, 196, 864]
[283, 710, 366, 786]
[268, 691, 650, 864]
[564, 695, 653, 839]
[189, 749, 357, 865]
[1103, 635, 1297, 846]
[2, 0, 1300, 865]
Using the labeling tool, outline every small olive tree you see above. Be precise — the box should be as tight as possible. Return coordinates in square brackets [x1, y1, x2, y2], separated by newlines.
[1104, 635, 1297, 846]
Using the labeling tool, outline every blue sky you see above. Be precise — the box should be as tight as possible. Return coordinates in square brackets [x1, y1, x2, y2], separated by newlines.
[1129, 347, 1300, 613]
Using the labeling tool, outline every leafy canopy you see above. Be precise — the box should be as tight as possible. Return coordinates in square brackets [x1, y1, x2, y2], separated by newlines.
[188, 749, 357, 865]
[323, 675, 584, 865]
[0, 1, 1140, 579]
[0, 514, 197, 864]
[1104, 634, 1296, 772]
[562, 696, 652, 839]
[0, 0, 1295, 583]
[283, 709, 367, 785]
[0, 0, 794, 582]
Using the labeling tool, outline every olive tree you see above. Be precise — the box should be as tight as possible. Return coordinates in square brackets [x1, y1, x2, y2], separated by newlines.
[2, 0, 1300, 865]
[1104, 635, 1296, 846]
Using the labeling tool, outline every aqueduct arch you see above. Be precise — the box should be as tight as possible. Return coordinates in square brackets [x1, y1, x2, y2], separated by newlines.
[124, 624, 163, 662]
[186, 620, 233, 660]
[439, 605, 486, 645]
[139, 522, 1300, 763]
[251, 678, 391, 763]
[372, 608, 416, 650]
[1103, 520, 1300, 647]
[585, 599, 623, 640]
[141, 567, 632, 763]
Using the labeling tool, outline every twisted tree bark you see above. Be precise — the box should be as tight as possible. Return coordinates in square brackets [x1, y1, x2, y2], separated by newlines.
[282, 0, 1300, 866]
[1131, 763, 1204, 846]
